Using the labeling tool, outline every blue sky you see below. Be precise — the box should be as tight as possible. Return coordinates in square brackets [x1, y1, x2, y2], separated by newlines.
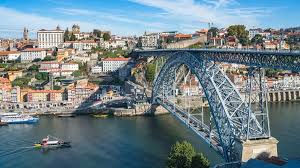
[0, 0, 299, 38]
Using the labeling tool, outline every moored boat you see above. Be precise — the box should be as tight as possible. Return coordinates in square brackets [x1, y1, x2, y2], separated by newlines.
[57, 114, 76, 117]
[0, 113, 39, 124]
[93, 114, 109, 118]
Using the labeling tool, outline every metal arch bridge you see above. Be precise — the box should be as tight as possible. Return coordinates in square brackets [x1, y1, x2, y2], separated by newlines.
[133, 49, 300, 162]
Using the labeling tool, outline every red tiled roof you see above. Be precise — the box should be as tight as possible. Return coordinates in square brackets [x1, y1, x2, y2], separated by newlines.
[0, 51, 20, 56]
[175, 34, 192, 38]
[103, 57, 130, 61]
[41, 61, 59, 64]
[22, 48, 46, 52]
[0, 77, 11, 83]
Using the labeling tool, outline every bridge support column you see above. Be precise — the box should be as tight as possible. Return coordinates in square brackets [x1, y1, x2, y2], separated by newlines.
[235, 137, 278, 162]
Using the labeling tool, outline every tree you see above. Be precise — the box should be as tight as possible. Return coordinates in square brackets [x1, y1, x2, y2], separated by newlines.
[42, 56, 55, 61]
[145, 63, 156, 83]
[227, 25, 249, 46]
[35, 72, 48, 80]
[32, 58, 41, 62]
[78, 62, 87, 75]
[70, 33, 77, 41]
[251, 34, 264, 45]
[64, 28, 70, 42]
[93, 29, 102, 38]
[166, 141, 196, 168]
[28, 64, 40, 72]
[208, 27, 219, 38]
[12, 77, 31, 88]
[53, 85, 62, 90]
[103, 32, 111, 41]
[72, 70, 81, 77]
[191, 153, 210, 168]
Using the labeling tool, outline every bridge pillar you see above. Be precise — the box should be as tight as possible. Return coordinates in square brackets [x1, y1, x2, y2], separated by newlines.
[235, 137, 278, 162]
[146, 104, 168, 115]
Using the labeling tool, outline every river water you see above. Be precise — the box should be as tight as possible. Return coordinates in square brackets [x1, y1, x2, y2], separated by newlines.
[0, 102, 300, 168]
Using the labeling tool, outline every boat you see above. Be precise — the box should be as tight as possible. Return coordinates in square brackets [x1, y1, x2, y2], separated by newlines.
[34, 135, 71, 149]
[0, 113, 39, 124]
[93, 114, 109, 118]
[57, 114, 76, 117]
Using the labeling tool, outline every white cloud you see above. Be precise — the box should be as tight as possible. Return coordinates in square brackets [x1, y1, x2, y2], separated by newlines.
[0, 7, 107, 36]
[129, 0, 272, 30]
[55, 8, 167, 29]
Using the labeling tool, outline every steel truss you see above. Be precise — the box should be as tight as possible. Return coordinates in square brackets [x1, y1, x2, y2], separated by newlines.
[245, 68, 271, 139]
[152, 52, 270, 162]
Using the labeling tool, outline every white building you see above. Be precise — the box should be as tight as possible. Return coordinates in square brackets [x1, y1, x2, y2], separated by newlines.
[61, 63, 79, 71]
[249, 28, 262, 40]
[73, 40, 98, 51]
[139, 33, 160, 49]
[37, 26, 64, 49]
[0, 51, 20, 62]
[39, 61, 78, 77]
[20, 48, 47, 62]
[101, 57, 130, 73]
[40, 62, 60, 72]
[71, 54, 90, 63]
[91, 65, 103, 74]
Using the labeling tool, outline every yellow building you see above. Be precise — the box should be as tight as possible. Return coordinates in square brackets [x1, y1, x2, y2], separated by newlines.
[57, 50, 69, 62]
[8, 71, 23, 81]
[27, 90, 64, 102]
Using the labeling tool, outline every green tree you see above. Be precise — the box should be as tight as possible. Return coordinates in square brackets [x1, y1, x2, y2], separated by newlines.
[227, 25, 249, 46]
[93, 29, 102, 38]
[103, 32, 111, 41]
[42, 56, 55, 61]
[70, 33, 77, 41]
[166, 141, 196, 168]
[208, 27, 219, 38]
[145, 63, 156, 83]
[251, 34, 264, 45]
[64, 28, 70, 41]
[78, 62, 87, 75]
[28, 64, 40, 72]
[32, 58, 41, 62]
[53, 85, 62, 90]
[12, 77, 31, 88]
[72, 70, 82, 77]
[191, 153, 210, 168]
[35, 72, 48, 80]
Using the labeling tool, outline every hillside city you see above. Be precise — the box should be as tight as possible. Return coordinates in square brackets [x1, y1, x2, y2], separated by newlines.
[0, 24, 300, 114]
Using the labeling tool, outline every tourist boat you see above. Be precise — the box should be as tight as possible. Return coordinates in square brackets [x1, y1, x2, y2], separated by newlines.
[34, 135, 71, 148]
[0, 113, 39, 124]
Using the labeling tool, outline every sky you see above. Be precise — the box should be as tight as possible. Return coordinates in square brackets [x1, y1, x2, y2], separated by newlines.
[0, 0, 299, 38]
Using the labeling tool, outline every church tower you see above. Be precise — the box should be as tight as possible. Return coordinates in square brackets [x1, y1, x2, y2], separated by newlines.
[23, 27, 29, 42]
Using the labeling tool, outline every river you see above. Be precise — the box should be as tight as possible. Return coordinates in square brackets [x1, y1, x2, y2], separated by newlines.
[0, 102, 300, 168]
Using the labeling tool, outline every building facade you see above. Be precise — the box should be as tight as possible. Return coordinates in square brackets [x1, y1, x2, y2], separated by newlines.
[27, 90, 64, 102]
[20, 48, 46, 62]
[101, 57, 130, 73]
[37, 26, 64, 48]
[139, 33, 160, 49]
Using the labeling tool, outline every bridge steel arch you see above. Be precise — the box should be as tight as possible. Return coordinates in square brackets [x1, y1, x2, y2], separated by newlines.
[152, 52, 269, 161]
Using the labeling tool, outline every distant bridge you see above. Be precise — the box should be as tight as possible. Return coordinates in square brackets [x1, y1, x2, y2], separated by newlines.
[133, 49, 300, 163]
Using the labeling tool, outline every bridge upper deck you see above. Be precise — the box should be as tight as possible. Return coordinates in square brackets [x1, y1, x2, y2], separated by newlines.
[134, 49, 300, 71]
